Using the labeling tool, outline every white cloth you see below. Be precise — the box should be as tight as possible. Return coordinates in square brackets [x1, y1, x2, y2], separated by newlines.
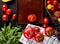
[19, 24, 60, 44]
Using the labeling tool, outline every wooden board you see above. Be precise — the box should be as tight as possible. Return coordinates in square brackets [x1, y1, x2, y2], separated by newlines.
[17, 0, 43, 24]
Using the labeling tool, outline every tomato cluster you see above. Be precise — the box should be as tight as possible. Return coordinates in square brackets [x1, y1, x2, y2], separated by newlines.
[47, 0, 58, 12]
[46, 0, 60, 23]
[2, 4, 17, 22]
[43, 17, 55, 37]
[24, 25, 55, 42]
[24, 27, 44, 42]
[43, 17, 49, 28]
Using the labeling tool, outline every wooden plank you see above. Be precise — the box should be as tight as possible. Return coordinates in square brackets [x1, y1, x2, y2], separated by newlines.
[17, 0, 43, 24]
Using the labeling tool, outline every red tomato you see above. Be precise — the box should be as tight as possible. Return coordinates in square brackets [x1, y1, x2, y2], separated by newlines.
[58, 4, 60, 9]
[2, 4, 8, 12]
[50, 5, 56, 12]
[12, 14, 17, 20]
[43, 24, 48, 28]
[47, 0, 51, 4]
[54, 11, 60, 18]
[45, 26, 55, 37]
[28, 14, 36, 22]
[2, 14, 8, 21]
[6, 9, 12, 15]
[33, 27, 40, 33]
[24, 27, 35, 39]
[43, 17, 49, 24]
[52, 0, 58, 6]
[58, 11, 60, 17]
[34, 32, 44, 42]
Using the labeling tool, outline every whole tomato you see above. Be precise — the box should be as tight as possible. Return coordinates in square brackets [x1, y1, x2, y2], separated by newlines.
[2, 14, 8, 21]
[43, 24, 48, 28]
[47, 4, 52, 10]
[47, 0, 51, 5]
[50, 5, 56, 12]
[45, 26, 55, 37]
[58, 18, 60, 23]
[28, 14, 36, 22]
[34, 32, 44, 42]
[2, 4, 8, 12]
[33, 27, 40, 33]
[6, 9, 12, 15]
[54, 11, 60, 18]
[43, 17, 49, 24]
[24, 27, 35, 39]
[52, 0, 58, 6]
[12, 14, 17, 20]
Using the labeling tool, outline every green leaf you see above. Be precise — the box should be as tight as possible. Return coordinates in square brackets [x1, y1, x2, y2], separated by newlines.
[0, 23, 22, 44]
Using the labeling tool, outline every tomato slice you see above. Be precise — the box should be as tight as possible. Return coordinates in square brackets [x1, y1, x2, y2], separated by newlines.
[28, 14, 36, 22]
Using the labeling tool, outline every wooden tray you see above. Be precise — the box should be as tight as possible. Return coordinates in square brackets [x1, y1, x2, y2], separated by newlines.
[17, 0, 43, 24]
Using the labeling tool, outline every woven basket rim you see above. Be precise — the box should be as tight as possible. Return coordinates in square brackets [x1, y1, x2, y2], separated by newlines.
[45, 0, 53, 19]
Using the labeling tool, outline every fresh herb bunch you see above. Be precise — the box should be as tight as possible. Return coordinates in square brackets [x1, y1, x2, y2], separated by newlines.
[0, 23, 22, 44]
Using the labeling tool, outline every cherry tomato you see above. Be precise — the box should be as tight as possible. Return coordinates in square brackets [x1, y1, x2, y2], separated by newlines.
[28, 14, 36, 22]
[2, 14, 8, 21]
[2, 4, 8, 12]
[24, 27, 35, 39]
[53, 0, 58, 6]
[6, 9, 12, 15]
[43, 24, 48, 28]
[47, 4, 52, 10]
[12, 14, 17, 20]
[43, 17, 49, 24]
[45, 26, 55, 37]
[50, 5, 56, 12]
[54, 11, 60, 18]
[34, 32, 44, 42]
[33, 27, 40, 33]
[47, 0, 51, 5]
[58, 18, 60, 23]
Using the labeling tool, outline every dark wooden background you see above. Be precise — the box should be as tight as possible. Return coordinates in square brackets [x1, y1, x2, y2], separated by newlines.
[17, 0, 43, 24]
[0, 0, 53, 28]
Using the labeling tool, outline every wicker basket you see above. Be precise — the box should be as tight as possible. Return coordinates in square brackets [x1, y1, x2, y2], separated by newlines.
[45, 0, 60, 41]
[45, 0, 53, 19]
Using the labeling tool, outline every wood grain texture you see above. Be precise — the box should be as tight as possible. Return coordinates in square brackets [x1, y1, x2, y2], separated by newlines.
[17, 0, 43, 24]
